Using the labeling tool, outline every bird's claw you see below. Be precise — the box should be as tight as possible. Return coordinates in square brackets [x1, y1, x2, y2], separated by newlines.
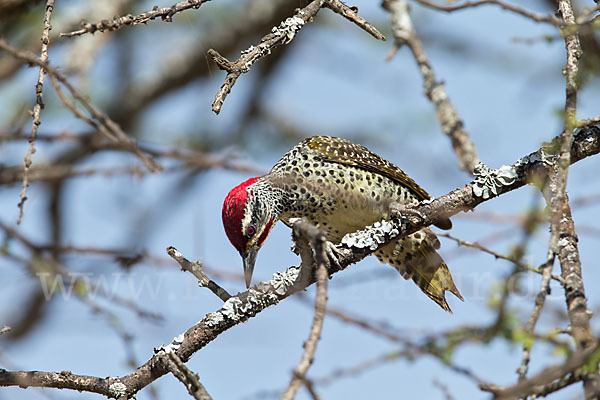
[323, 240, 343, 269]
[389, 202, 426, 223]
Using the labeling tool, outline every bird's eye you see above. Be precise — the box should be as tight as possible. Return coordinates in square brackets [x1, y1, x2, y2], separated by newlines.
[247, 225, 256, 237]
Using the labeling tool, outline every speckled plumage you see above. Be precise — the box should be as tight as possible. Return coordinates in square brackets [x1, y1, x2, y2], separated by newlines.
[223, 136, 462, 311]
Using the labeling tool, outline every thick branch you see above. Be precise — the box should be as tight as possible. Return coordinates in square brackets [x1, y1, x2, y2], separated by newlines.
[0, 370, 116, 397]
[554, 0, 600, 396]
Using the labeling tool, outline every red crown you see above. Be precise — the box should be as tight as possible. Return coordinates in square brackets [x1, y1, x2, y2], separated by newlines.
[222, 177, 260, 253]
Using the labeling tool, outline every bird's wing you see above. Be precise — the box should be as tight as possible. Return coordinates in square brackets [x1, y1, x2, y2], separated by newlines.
[303, 136, 452, 230]
[303, 135, 431, 200]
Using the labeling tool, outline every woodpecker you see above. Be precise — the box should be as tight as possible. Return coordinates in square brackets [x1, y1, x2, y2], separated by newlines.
[222, 136, 462, 311]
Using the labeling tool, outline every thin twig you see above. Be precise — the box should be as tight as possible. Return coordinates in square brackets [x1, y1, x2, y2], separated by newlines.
[167, 246, 231, 302]
[0, 39, 161, 172]
[575, 3, 600, 25]
[281, 220, 329, 400]
[0, 221, 163, 321]
[480, 341, 600, 400]
[414, 0, 562, 26]
[577, 115, 600, 128]
[162, 351, 213, 400]
[17, 0, 54, 224]
[516, 247, 555, 380]
[208, 0, 323, 115]
[322, 0, 386, 40]
[60, 0, 212, 37]
[208, 0, 384, 114]
[0, 326, 11, 336]
[314, 302, 488, 383]
[433, 378, 456, 400]
[434, 231, 564, 284]
[383, 0, 479, 173]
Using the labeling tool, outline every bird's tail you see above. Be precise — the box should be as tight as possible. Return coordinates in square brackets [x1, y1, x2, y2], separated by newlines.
[374, 229, 463, 312]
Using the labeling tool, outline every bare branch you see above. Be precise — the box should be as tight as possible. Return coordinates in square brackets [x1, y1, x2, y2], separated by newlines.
[208, 0, 323, 115]
[414, 0, 562, 26]
[480, 340, 600, 400]
[517, 245, 555, 379]
[577, 115, 600, 128]
[0, 325, 11, 336]
[17, 0, 54, 224]
[433, 378, 456, 400]
[322, 0, 386, 40]
[553, 0, 600, 395]
[434, 231, 564, 284]
[161, 351, 213, 400]
[60, 0, 212, 37]
[0, 370, 116, 397]
[383, 0, 479, 173]
[0, 39, 161, 172]
[282, 220, 329, 400]
[208, 0, 384, 115]
[167, 246, 231, 302]
[0, 125, 598, 399]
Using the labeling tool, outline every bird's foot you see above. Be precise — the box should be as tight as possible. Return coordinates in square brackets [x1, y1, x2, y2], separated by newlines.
[389, 202, 452, 230]
[389, 202, 426, 223]
[323, 240, 344, 270]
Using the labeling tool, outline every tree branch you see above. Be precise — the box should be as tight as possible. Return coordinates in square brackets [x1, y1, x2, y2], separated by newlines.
[434, 231, 564, 284]
[17, 0, 54, 224]
[553, 0, 600, 396]
[0, 39, 161, 173]
[208, 0, 323, 115]
[159, 350, 213, 400]
[60, 0, 212, 37]
[480, 340, 600, 400]
[208, 0, 384, 114]
[383, 0, 479, 173]
[0, 125, 598, 398]
[322, 0, 386, 40]
[167, 246, 231, 302]
[281, 220, 329, 400]
[413, 0, 562, 26]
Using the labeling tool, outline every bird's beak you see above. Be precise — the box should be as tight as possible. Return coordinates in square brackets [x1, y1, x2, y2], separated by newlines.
[243, 245, 259, 288]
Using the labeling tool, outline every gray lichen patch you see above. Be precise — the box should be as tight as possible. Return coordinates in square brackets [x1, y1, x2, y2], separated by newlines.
[473, 162, 518, 199]
[163, 333, 184, 353]
[221, 297, 244, 322]
[205, 312, 225, 327]
[341, 219, 400, 250]
[108, 381, 127, 398]
[271, 267, 300, 295]
[272, 15, 306, 43]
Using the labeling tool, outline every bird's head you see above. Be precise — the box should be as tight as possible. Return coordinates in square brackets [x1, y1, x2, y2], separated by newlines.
[222, 177, 276, 288]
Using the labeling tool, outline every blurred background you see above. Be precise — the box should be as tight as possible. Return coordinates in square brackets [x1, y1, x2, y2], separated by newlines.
[1, 0, 599, 399]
